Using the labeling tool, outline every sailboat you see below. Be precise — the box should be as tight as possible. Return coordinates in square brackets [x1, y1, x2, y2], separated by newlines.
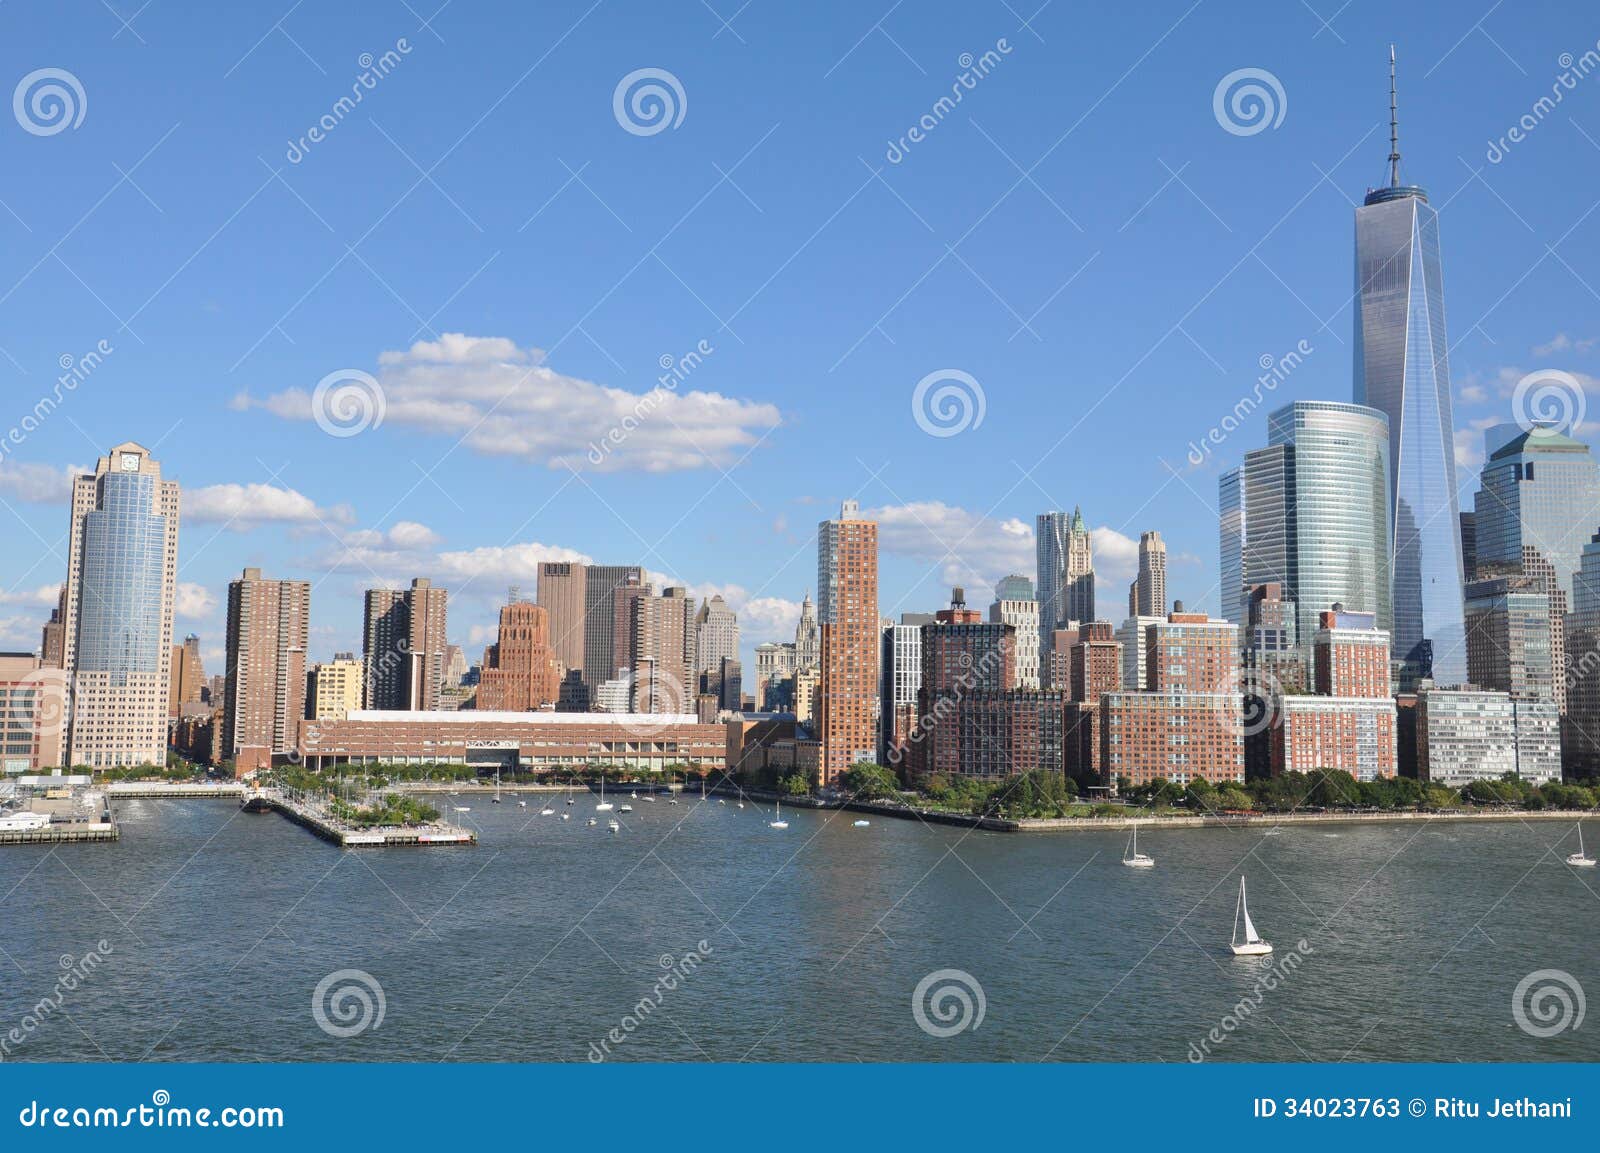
[1567, 825, 1597, 868]
[491, 769, 502, 803]
[1230, 876, 1272, 956]
[595, 776, 613, 812]
[768, 800, 788, 830]
[1121, 824, 1155, 868]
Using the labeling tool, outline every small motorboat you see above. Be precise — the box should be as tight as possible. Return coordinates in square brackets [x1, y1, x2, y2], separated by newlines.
[619, 804, 633, 813]
[517, 800, 527, 808]
[561, 813, 571, 821]
[586, 818, 597, 827]
[607, 819, 620, 833]
[540, 807, 554, 816]
[453, 806, 471, 813]
[852, 819, 870, 827]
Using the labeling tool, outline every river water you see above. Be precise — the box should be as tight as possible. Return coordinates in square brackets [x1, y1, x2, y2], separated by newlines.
[1, 797, 1595, 1062]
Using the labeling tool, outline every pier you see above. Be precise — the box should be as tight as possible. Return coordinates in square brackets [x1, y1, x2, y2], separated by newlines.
[105, 781, 244, 799]
[241, 786, 476, 848]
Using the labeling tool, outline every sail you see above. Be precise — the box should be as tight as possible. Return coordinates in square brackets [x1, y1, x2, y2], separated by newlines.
[1241, 904, 1261, 944]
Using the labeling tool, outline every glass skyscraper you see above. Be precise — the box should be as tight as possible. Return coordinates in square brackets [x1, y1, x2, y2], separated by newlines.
[1353, 56, 1465, 686]
[1228, 402, 1392, 670]
[1218, 468, 1244, 624]
[1473, 425, 1600, 600]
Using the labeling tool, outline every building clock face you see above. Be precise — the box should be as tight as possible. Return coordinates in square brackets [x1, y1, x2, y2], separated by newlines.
[119, 452, 139, 472]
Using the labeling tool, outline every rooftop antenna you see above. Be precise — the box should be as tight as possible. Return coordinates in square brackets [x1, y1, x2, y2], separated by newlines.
[1387, 44, 1401, 187]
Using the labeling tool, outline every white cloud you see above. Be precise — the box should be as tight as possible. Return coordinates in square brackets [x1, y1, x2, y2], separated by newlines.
[433, 541, 591, 586]
[1534, 333, 1597, 358]
[236, 334, 782, 473]
[0, 584, 63, 607]
[176, 582, 216, 620]
[867, 502, 1035, 606]
[0, 462, 80, 503]
[388, 520, 440, 549]
[185, 483, 354, 528]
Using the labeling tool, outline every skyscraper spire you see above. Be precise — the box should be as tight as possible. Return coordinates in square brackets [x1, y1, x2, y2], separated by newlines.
[1388, 44, 1401, 188]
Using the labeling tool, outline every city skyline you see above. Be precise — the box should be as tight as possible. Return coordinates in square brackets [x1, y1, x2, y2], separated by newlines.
[0, 6, 1593, 681]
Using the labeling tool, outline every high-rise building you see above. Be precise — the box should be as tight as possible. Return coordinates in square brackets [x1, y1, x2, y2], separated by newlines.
[700, 656, 742, 713]
[1565, 531, 1600, 773]
[1313, 606, 1390, 697]
[994, 573, 1034, 602]
[694, 595, 739, 676]
[1231, 403, 1392, 673]
[309, 653, 364, 721]
[1099, 607, 1243, 787]
[1115, 616, 1165, 691]
[476, 602, 560, 712]
[1036, 509, 1089, 681]
[63, 442, 180, 769]
[817, 499, 878, 783]
[585, 565, 646, 691]
[794, 591, 820, 672]
[1353, 49, 1466, 687]
[362, 578, 448, 711]
[633, 586, 695, 712]
[608, 573, 649, 682]
[1131, 531, 1167, 619]
[1417, 686, 1560, 786]
[1219, 469, 1245, 625]
[39, 584, 67, 669]
[1265, 606, 1398, 781]
[988, 592, 1040, 689]
[536, 561, 587, 681]
[1472, 425, 1599, 714]
[169, 633, 205, 717]
[880, 613, 933, 766]
[221, 568, 309, 771]
[443, 644, 469, 688]
[1464, 574, 1554, 704]
[1063, 621, 1121, 781]
[0, 653, 66, 770]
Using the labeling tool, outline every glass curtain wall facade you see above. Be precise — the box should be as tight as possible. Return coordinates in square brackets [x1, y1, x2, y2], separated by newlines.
[1354, 184, 1465, 686]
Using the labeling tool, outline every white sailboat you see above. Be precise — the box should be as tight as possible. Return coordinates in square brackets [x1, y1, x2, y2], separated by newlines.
[769, 800, 788, 830]
[1230, 876, 1272, 956]
[1121, 824, 1155, 868]
[1567, 824, 1597, 868]
[594, 776, 613, 812]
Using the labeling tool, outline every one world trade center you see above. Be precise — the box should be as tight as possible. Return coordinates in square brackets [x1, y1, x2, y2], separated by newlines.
[1353, 47, 1465, 688]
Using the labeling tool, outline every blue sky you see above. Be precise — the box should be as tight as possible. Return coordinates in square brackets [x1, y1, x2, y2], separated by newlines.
[1, 0, 1597, 670]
